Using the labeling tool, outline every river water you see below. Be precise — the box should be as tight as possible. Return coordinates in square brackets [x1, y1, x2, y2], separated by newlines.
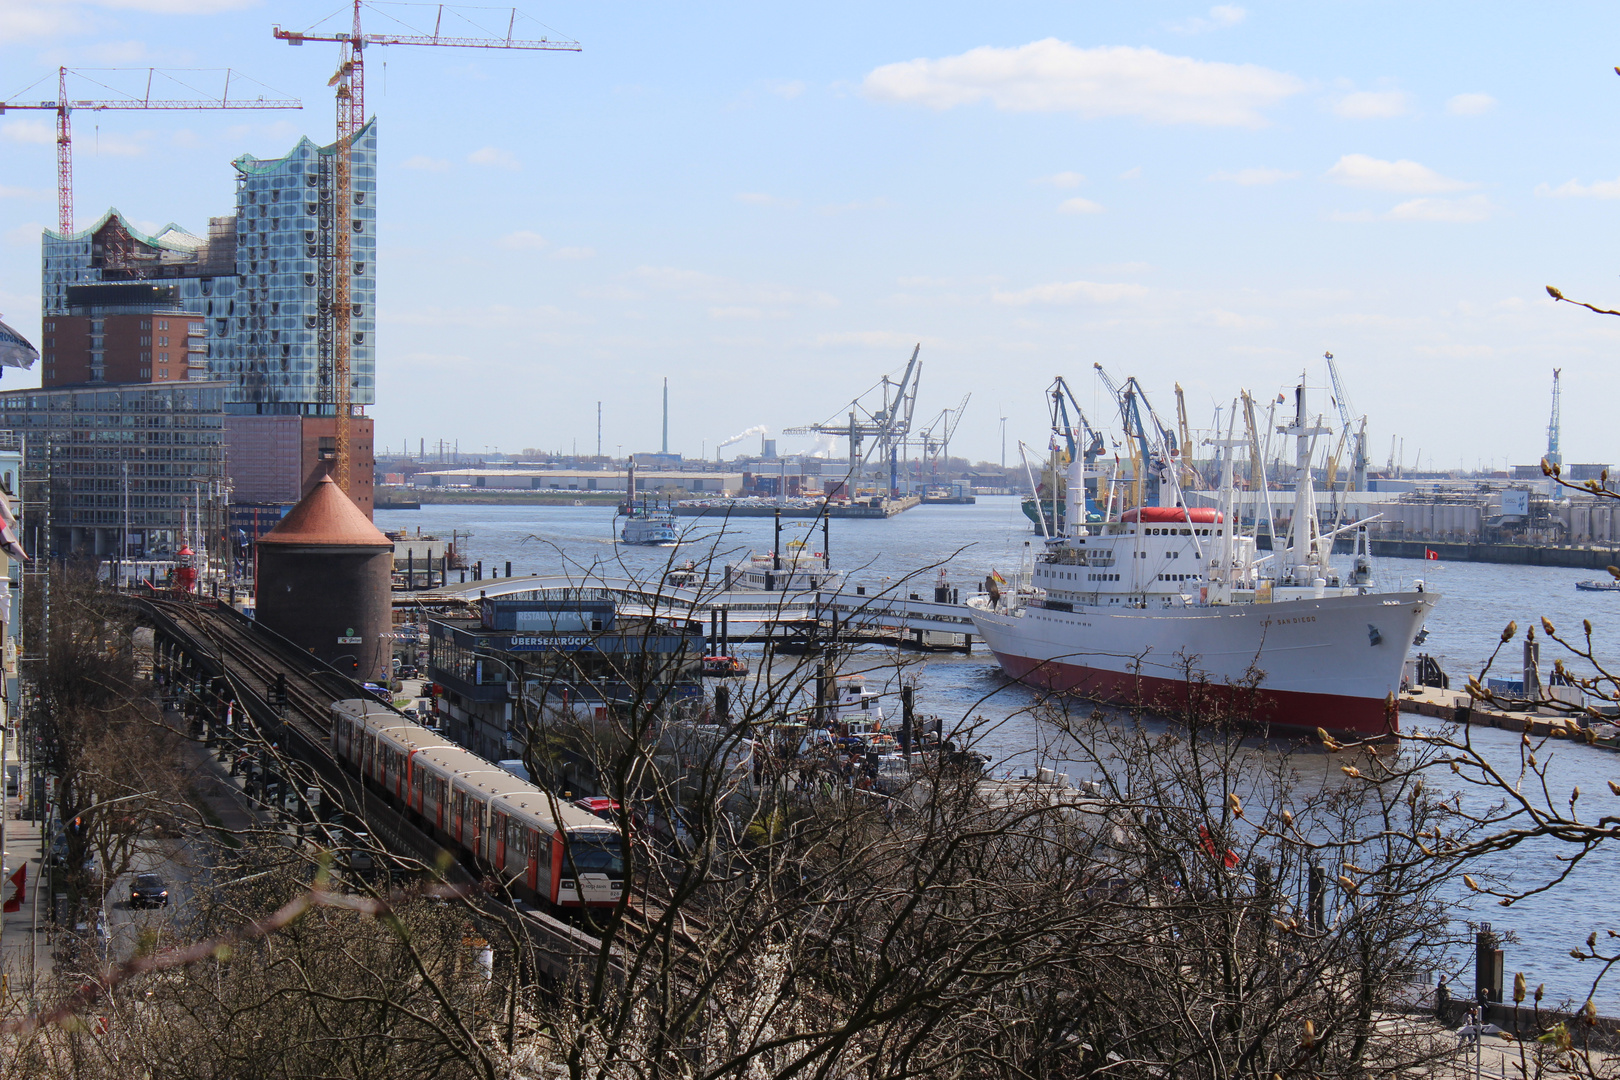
[378, 496, 1620, 1006]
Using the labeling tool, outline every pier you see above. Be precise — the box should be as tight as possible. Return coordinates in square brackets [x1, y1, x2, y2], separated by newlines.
[419, 573, 978, 651]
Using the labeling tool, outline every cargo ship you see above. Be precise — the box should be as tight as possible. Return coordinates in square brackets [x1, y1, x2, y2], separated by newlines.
[970, 380, 1437, 738]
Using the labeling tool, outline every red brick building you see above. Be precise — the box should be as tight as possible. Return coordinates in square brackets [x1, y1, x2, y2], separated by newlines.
[40, 283, 205, 388]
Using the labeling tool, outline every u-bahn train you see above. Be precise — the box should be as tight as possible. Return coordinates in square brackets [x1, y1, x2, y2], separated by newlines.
[329, 699, 625, 908]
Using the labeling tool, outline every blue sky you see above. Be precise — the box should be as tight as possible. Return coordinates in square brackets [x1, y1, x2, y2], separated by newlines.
[3, 1, 1620, 470]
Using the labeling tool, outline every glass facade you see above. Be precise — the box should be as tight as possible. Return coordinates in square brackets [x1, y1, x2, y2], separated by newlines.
[0, 383, 228, 558]
[37, 120, 378, 416]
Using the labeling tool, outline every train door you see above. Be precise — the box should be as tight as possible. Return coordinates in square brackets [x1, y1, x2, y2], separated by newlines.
[435, 780, 446, 831]
[550, 834, 564, 904]
[526, 828, 541, 892]
[493, 811, 507, 868]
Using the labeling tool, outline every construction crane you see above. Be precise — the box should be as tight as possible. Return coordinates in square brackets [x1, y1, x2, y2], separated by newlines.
[272, 1, 579, 496]
[1322, 351, 1369, 490]
[1046, 376, 1105, 523]
[0, 67, 301, 237]
[1546, 367, 1563, 471]
[784, 345, 922, 497]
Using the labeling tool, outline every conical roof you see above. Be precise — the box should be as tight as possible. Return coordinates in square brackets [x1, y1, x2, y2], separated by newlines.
[258, 475, 392, 548]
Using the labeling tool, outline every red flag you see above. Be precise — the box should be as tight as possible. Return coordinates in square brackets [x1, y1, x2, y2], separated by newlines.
[3, 863, 26, 913]
[1424, 548, 1439, 561]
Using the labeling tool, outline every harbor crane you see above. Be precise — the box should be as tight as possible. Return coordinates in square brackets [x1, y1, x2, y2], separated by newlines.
[917, 393, 970, 487]
[1094, 363, 1178, 507]
[271, 1, 579, 496]
[784, 344, 922, 497]
[1546, 367, 1563, 470]
[1, 67, 301, 237]
[1323, 351, 1369, 490]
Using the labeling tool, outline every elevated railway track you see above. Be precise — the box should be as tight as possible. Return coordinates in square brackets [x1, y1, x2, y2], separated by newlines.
[121, 593, 622, 978]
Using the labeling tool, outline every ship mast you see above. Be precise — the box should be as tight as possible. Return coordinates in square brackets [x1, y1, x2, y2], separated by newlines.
[1280, 377, 1331, 584]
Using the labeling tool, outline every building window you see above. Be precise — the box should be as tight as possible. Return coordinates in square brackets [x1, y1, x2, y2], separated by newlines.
[157, 320, 168, 331]
[139, 320, 150, 330]
[158, 336, 169, 347]
[160, 353, 169, 363]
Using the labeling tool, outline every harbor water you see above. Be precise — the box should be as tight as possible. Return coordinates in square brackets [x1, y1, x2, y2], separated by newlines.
[380, 495, 1620, 1007]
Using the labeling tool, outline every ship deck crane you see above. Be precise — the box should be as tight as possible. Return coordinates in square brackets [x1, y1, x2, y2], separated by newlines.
[1, 67, 301, 237]
[1094, 364, 1179, 507]
[784, 345, 922, 497]
[272, 1, 579, 497]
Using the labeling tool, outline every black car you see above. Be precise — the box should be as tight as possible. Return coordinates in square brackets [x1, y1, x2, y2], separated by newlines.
[130, 873, 169, 908]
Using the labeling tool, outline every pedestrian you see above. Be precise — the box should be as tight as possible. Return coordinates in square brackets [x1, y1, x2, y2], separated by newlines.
[1436, 973, 1450, 1019]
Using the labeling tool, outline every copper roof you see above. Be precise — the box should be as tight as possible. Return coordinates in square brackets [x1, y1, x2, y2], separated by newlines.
[258, 475, 392, 548]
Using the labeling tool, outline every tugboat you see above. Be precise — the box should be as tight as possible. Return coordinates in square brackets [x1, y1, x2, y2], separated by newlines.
[618, 457, 678, 546]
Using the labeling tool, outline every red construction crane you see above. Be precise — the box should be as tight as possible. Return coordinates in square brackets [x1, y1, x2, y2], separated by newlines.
[0, 67, 301, 237]
[272, 1, 580, 496]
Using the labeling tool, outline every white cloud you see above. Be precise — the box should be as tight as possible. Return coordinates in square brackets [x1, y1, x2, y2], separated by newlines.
[992, 280, 1148, 305]
[552, 247, 595, 260]
[863, 39, 1303, 127]
[736, 192, 799, 207]
[1386, 195, 1492, 222]
[1118, 165, 1142, 180]
[709, 306, 777, 321]
[467, 146, 520, 170]
[1332, 90, 1412, 119]
[1209, 167, 1299, 185]
[1, 119, 54, 145]
[1058, 197, 1104, 215]
[767, 80, 806, 99]
[1446, 92, 1496, 116]
[402, 155, 450, 172]
[498, 230, 547, 250]
[0, 186, 45, 199]
[1536, 177, 1620, 199]
[1035, 171, 1085, 188]
[1167, 5, 1248, 34]
[0, 1, 90, 38]
[1201, 309, 1273, 329]
[1326, 153, 1473, 193]
[1329, 194, 1493, 223]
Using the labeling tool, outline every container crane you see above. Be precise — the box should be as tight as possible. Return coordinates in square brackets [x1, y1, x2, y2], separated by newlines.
[272, 1, 579, 496]
[1173, 382, 1200, 489]
[784, 345, 922, 497]
[1546, 368, 1563, 470]
[1, 67, 301, 237]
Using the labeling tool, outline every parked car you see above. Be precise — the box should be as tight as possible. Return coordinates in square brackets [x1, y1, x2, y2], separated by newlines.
[130, 873, 169, 908]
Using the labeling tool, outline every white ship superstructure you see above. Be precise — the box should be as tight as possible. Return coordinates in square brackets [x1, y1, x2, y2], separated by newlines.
[969, 378, 1437, 736]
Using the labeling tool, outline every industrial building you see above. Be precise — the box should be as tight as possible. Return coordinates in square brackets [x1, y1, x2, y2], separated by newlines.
[428, 593, 703, 762]
[414, 467, 745, 497]
[37, 120, 379, 517]
[0, 382, 229, 559]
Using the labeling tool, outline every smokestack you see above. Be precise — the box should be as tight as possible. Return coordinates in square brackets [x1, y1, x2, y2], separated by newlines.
[662, 377, 669, 455]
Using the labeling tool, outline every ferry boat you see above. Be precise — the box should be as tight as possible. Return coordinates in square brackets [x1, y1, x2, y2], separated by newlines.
[969, 379, 1438, 738]
[723, 541, 842, 591]
[618, 457, 678, 546]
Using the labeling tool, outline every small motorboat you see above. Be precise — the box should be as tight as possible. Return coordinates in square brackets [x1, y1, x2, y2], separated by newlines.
[701, 655, 748, 677]
[1575, 580, 1620, 592]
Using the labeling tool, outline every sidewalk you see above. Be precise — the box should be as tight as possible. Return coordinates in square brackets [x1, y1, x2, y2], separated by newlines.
[0, 721, 50, 1008]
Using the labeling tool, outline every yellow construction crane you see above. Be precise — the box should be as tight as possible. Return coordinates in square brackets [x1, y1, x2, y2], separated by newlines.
[1173, 382, 1198, 490]
[272, 2, 579, 496]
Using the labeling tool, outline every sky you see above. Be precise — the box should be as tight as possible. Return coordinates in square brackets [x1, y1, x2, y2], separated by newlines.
[3, 1, 1620, 471]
